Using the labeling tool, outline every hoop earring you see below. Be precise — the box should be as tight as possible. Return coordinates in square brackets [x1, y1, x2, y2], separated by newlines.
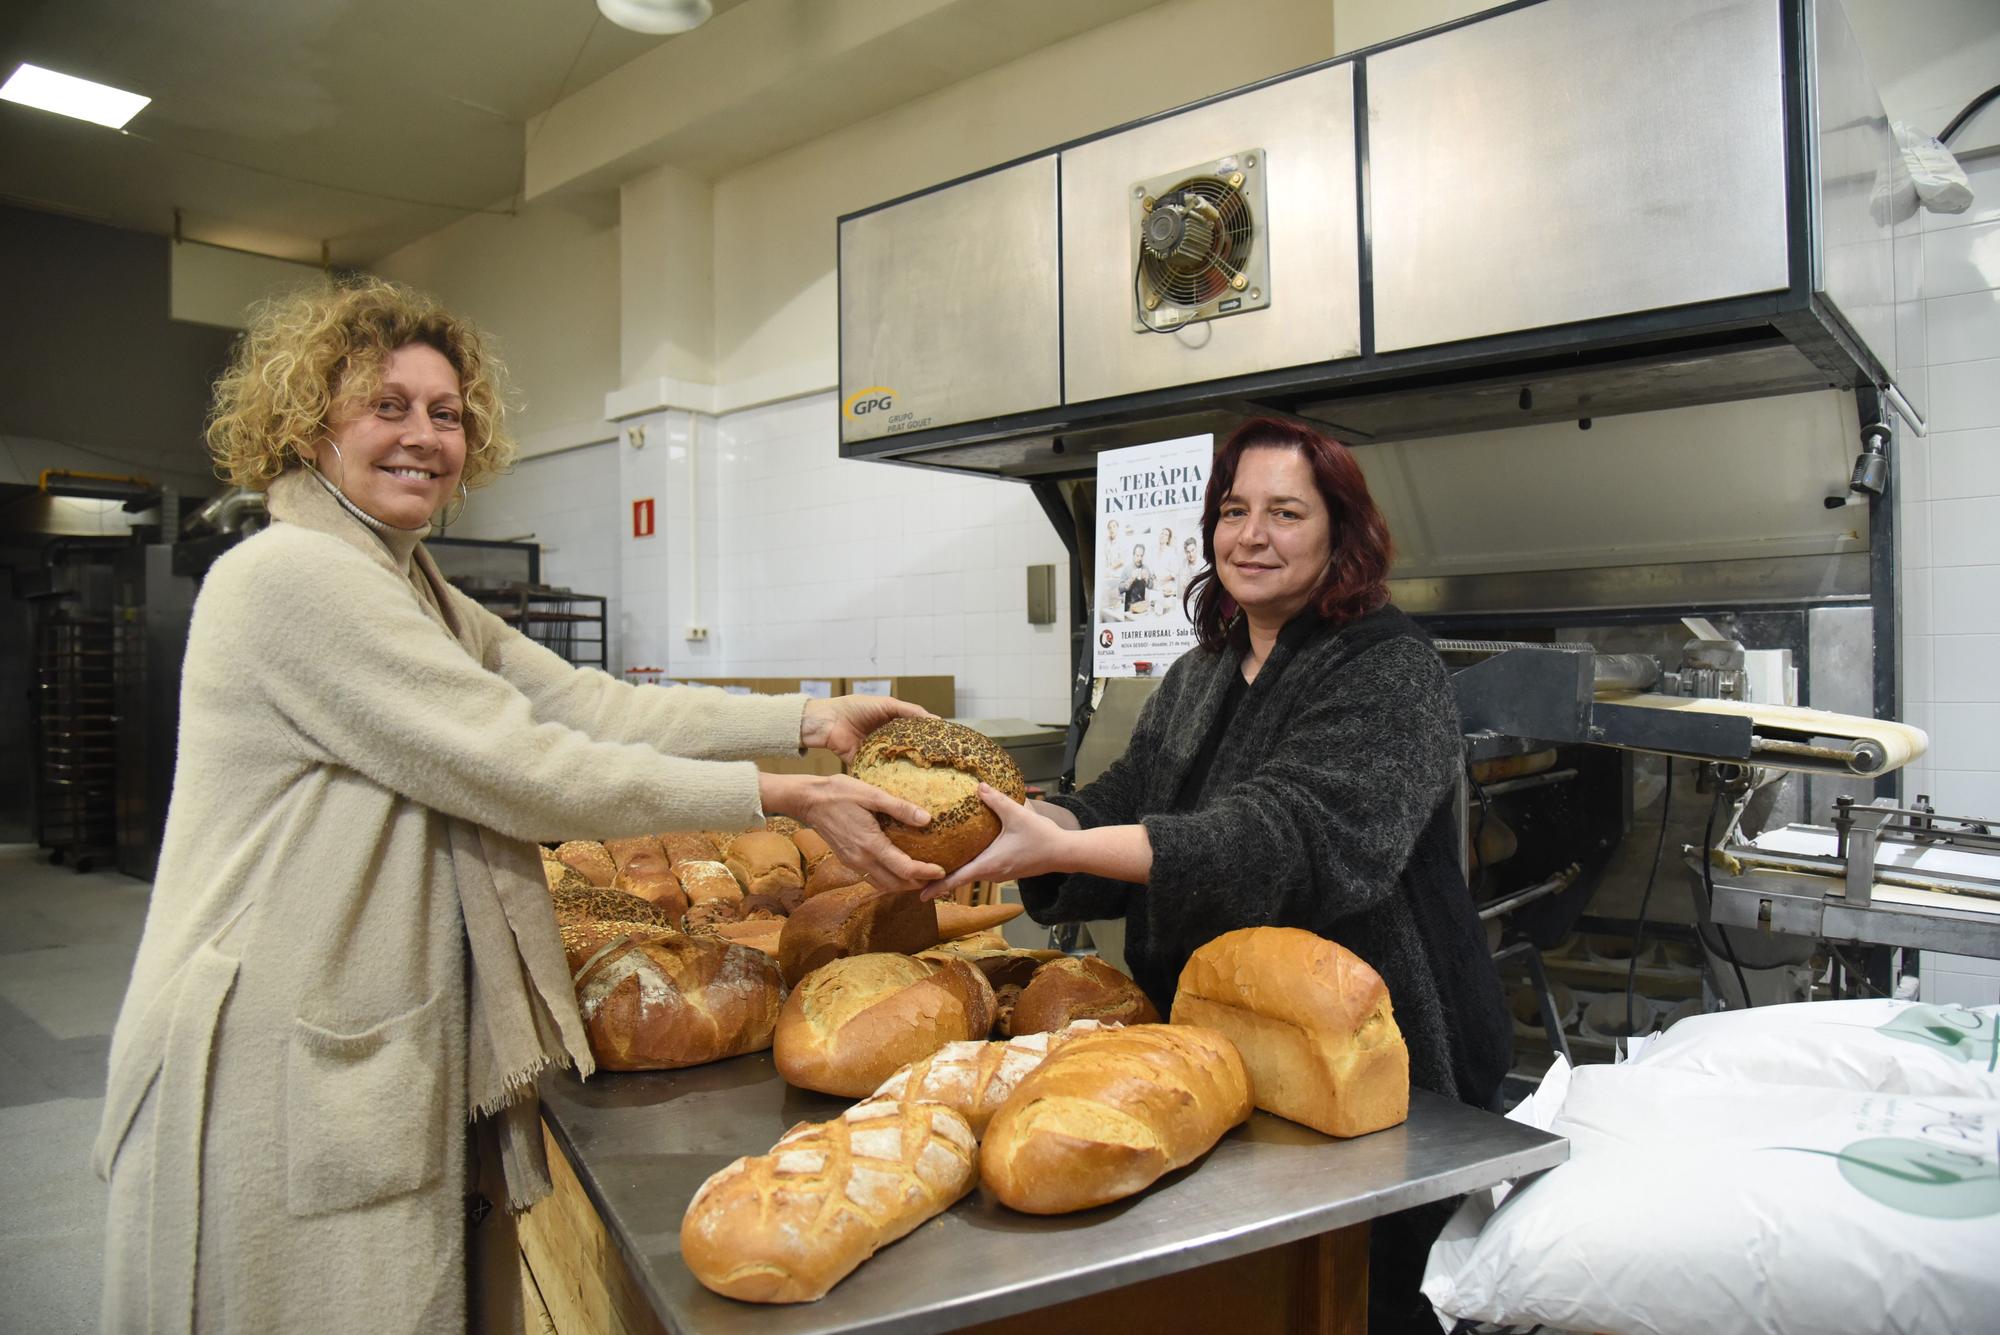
[436, 481, 468, 530]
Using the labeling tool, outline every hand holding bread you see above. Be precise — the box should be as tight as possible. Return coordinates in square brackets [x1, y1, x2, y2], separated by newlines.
[851, 718, 1026, 878]
[758, 771, 943, 892]
[798, 693, 933, 762]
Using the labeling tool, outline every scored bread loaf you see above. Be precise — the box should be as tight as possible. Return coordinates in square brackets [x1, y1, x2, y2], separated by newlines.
[851, 718, 1026, 874]
[726, 830, 805, 901]
[680, 1096, 978, 1304]
[1170, 926, 1409, 1138]
[1009, 955, 1159, 1035]
[554, 840, 617, 888]
[867, 1021, 1104, 1134]
[979, 1024, 1250, 1214]
[774, 954, 995, 1097]
[915, 943, 1058, 992]
[777, 881, 939, 987]
[605, 836, 689, 914]
[572, 933, 784, 1071]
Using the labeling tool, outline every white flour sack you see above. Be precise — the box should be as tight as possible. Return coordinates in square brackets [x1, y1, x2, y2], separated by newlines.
[1631, 999, 2000, 1097]
[1423, 1065, 2000, 1335]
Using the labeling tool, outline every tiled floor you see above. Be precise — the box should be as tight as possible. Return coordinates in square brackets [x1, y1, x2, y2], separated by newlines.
[0, 843, 150, 1333]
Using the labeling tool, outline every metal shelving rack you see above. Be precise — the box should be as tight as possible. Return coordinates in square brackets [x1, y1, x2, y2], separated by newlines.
[33, 611, 118, 871]
[463, 583, 608, 670]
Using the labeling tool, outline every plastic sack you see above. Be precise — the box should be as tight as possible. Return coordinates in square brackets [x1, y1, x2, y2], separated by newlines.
[1630, 998, 2000, 1098]
[1423, 1064, 2000, 1335]
[1896, 121, 1974, 214]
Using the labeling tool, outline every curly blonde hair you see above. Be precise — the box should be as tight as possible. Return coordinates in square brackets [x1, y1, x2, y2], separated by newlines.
[205, 275, 517, 491]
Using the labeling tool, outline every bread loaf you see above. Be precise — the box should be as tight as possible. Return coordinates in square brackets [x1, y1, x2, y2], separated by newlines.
[777, 881, 939, 987]
[572, 933, 784, 1071]
[554, 840, 616, 888]
[680, 1097, 977, 1303]
[660, 832, 723, 868]
[542, 856, 589, 894]
[551, 884, 681, 931]
[678, 860, 743, 905]
[851, 718, 1026, 874]
[915, 944, 1058, 992]
[558, 918, 675, 973]
[792, 828, 832, 867]
[725, 830, 805, 901]
[1170, 927, 1409, 1138]
[774, 954, 995, 1097]
[803, 854, 867, 900]
[979, 1024, 1250, 1214]
[761, 814, 802, 838]
[1010, 956, 1159, 1035]
[683, 898, 745, 932]
[867, 1021, 1104, 1134]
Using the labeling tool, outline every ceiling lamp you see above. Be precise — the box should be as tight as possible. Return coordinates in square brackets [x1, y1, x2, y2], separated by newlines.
[0, 63, 149, 129]
[596, 0, 713, 35]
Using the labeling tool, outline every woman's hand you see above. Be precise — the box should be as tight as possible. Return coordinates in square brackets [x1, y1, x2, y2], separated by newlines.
[800, 694, 932, 764]
[921, 788, 1076, 901]
[758, 772, 943, 892]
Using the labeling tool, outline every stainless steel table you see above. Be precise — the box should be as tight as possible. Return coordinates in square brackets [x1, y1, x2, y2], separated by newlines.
[532, 1052, 1566, 1335]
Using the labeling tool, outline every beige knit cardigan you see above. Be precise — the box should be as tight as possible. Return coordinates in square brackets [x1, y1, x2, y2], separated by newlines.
[95, 471, 805, 1333]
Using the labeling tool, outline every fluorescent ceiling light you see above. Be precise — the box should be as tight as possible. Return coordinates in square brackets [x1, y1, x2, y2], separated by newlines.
[1, 63, 150, 130]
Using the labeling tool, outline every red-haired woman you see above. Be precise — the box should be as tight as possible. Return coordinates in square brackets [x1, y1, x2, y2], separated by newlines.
[932, 417, 1508, 1331]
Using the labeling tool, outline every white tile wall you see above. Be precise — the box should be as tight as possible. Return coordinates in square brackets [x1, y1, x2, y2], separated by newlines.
[594, 392, 1074, 724]
[1902, 153, 2000, 1006]
[458, 439, 623, 669]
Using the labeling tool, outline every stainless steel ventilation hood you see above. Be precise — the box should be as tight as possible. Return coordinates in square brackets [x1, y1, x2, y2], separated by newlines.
[836, 0, 1908, 479]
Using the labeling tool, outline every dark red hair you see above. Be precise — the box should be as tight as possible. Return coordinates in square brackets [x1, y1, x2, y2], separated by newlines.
[1184, 417, 1393, 649]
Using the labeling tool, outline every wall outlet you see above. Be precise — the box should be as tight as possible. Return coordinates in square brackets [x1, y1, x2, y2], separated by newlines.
[685, 626, 709, 641]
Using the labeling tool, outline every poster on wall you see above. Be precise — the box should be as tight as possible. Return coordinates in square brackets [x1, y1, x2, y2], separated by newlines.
[1093, 433, 1212, 678]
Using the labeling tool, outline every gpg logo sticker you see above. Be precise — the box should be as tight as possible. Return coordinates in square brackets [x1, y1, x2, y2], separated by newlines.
[843, 386, 896, 418]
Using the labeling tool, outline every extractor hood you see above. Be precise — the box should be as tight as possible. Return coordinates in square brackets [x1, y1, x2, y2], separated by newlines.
[836, 0, 1910, 479]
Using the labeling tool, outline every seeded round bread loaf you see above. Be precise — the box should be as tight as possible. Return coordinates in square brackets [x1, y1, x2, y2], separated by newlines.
[850, 718, 1026, 874]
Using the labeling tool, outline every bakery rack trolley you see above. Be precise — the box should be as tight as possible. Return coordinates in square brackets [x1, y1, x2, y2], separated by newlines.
[463, 582, 608, 670]
[32, 607, 119, 871]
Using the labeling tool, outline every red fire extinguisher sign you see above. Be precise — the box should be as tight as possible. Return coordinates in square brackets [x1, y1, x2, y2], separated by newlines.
[633, 498, 655, 538]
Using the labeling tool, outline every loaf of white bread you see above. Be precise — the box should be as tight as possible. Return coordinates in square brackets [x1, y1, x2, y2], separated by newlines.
[774, 953, 996, 1097]
[570, 932, 784, 1071]
[980, 1023, 1250, 1214]
[866, 1020, 1105, 1134]
[1170, 926, 1409, 1137]
[680, 1096, 978, 1303]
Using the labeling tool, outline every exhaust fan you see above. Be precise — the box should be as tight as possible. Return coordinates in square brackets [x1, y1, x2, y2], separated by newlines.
[1130, 150, 1270, 333]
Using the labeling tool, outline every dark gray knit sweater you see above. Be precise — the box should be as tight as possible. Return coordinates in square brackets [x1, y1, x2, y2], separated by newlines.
[1022, 604, 1510, 1107]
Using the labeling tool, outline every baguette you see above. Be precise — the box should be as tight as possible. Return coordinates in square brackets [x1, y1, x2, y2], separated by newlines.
[933, 901, 1022, 938]
[681, 1097, 977, 1303]
[1170, 927, 1409, 1137]
[774, 954, 995, 1097]
[979, 1024, 1250, 1214]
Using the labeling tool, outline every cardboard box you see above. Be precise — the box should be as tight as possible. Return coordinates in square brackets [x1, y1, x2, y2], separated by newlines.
[844, 674, 955, 718]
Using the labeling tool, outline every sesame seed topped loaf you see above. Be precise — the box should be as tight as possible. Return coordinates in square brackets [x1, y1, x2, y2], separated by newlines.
[850, 718, 1025, 874]
[554, 839, 617, 887]
[550, 884, 681, 931]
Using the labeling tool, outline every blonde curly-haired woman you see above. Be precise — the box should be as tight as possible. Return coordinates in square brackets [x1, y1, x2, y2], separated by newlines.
[95, 277, 939, 1333]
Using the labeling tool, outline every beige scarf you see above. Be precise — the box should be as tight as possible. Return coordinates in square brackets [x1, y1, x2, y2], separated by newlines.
[267, 470, 594, 1209]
